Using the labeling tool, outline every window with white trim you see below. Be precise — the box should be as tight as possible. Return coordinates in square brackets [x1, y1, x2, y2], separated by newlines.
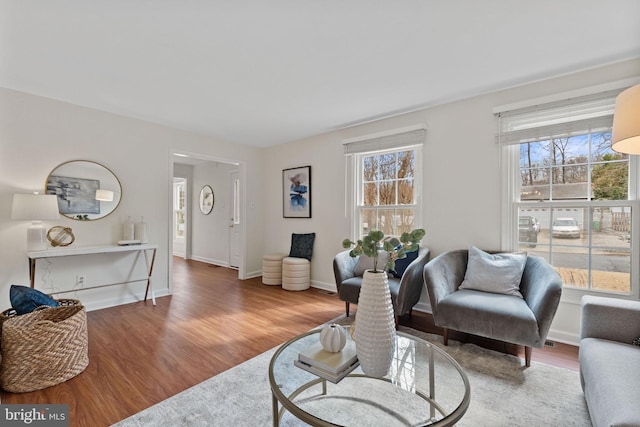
[498, 88, 639, 297]
[344, 128, 424, 240]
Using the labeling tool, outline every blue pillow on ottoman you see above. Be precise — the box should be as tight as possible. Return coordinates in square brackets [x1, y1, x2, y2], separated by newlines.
[289, 233, 316, 260]
[10, 285, 59, 315]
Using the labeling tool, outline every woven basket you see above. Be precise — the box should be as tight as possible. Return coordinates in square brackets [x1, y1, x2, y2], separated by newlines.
[0, 304, 89, 392]
[0, 299, 81, 342]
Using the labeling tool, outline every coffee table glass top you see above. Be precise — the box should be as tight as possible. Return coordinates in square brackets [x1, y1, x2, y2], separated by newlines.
[269, 329, 470, 427]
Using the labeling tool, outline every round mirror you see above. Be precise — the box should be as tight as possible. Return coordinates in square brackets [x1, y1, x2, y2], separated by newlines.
[45, 160, 122, 220]
[199, 185, 214, 214]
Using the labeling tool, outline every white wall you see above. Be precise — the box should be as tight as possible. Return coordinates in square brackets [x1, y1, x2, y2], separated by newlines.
[0, 87, 264, 311]
[263, 58, 640, 344]
[191, 161, 238, 266]
[2, 58, 638, 342]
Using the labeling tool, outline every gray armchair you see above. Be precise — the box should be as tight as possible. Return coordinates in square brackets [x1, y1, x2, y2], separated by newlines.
[423, 249, 562, 366]
[333, 247, 430, 321]
[579, 295, 640, 427]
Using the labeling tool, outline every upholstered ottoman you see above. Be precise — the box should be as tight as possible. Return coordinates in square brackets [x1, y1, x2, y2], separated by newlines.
[262, 253, 287, 285]
[282, 257, 310, 291]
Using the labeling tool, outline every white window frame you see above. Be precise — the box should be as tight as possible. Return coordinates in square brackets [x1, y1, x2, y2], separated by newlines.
[344, 126, 425, 241]
[498, 81, 640, 303]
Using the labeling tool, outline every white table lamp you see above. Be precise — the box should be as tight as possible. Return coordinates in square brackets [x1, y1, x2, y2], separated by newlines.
[612, 84, 640, 154]
[95, 189, 114, 202]
[11, 194, 60, 251]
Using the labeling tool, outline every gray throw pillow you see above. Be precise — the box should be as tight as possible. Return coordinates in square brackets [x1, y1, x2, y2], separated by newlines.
[353, 251, 390, 276]
[459, 246, 526, 298]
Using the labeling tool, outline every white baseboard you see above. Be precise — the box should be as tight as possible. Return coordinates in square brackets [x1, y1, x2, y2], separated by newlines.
[246, 270, 262, 279]
[190, 255, 229, 267]
[412, 301, 433, 314]
[82, 289, 171, 312]
[546, 329, 579, 346]
[310, 280, 337, 293]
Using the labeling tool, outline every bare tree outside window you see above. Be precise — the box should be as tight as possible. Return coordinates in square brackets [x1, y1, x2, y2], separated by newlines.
[517, 130, 632, 294]
[359, 149, 416, 238]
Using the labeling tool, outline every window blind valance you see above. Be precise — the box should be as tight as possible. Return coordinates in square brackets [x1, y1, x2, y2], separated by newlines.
[496, 89, 622, 145]
[343, 128, 426, 155]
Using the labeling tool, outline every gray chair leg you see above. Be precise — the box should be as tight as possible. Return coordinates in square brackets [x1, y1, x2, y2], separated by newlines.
[443, 328, 449, 346]
[346, 302, 350, 317]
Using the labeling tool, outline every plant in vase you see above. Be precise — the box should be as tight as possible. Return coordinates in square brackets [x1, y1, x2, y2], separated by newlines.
[341, 228, 425, 377]
[342, 228, 426, 273]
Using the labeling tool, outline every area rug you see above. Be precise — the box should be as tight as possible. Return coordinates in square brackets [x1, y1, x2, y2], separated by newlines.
[113, 323, 591, 426]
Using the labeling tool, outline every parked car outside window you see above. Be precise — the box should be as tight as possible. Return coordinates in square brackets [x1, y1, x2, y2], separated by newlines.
[519, 216, 538, 247]
[552, 218, 581, 238]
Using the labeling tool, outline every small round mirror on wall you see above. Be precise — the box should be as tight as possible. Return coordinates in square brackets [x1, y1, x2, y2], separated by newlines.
[45, 160, 122, 220]
[199, 185, 214, 215]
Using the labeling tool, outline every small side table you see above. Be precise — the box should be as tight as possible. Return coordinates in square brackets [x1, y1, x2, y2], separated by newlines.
[282, 257, 310, 291]
[262, 253, 287, 286]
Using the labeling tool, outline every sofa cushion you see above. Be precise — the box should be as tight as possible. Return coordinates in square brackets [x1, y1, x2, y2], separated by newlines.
[460, 246, 526, 298]
[437, 289, 538, 347]
[580, 337, 640, 427]
[338, 276, 402, 312]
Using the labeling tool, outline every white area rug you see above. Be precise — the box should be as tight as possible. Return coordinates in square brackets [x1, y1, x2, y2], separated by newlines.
[113, 325, 591, 426]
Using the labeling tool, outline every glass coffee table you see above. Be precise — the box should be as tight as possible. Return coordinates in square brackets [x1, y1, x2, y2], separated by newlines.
[269, 329, 470, 427]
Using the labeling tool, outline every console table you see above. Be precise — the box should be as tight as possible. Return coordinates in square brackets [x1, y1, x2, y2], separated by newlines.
[28, 244, 158, 305]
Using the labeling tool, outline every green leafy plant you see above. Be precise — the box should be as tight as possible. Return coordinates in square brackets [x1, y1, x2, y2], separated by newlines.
[342, 228, 426, 273]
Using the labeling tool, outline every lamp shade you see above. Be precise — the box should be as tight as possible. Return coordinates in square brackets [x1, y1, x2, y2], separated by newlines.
[11, 194, 60, 220]
[612, 84, 640, 154]
[95, 189, 114, 202]
[11, 194, 60, 251]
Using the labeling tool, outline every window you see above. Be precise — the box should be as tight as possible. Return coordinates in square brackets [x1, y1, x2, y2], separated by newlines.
[232, 177, 240, 225]
[498, 87, 639, 298]
[344, 127, 425, 240]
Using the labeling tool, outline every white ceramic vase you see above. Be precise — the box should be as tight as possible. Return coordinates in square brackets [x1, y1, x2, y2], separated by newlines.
[353, 270, 396, 378]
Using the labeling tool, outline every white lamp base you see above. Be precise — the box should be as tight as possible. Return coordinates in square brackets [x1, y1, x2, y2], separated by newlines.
[27, 221, 48, 251]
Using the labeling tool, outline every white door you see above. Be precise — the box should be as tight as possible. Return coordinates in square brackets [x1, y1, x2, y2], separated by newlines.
[229, 171, 241, 268]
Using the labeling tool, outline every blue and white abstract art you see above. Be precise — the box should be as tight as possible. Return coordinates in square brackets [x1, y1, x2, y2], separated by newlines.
[283, 166, 311, 218]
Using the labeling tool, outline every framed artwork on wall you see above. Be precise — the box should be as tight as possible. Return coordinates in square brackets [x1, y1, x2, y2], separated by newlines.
[283, 165, 311, 218]
[199, 185, 214, 215]
[46, 175, 100, 215]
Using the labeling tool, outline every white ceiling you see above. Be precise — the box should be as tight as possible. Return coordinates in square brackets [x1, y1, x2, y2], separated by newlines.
[1, 1, 639, 147]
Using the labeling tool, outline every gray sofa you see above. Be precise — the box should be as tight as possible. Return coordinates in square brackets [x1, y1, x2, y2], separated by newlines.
[579, 295, 640, 427]
[423, 249, 562, 366]
[333, 246, 430, 320]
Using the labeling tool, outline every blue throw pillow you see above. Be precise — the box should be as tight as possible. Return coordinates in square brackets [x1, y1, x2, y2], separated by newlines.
[289, 233, 316, 260]
[10, 285, 59, 315]
[390, 247, 419, 278]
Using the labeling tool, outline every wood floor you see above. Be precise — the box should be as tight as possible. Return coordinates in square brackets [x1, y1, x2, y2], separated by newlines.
[0, 257, 579, 426]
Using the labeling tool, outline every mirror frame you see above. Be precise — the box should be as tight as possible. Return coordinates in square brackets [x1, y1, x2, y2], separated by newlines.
[199, 185, 214, 215]
[45, 160, 122, 221]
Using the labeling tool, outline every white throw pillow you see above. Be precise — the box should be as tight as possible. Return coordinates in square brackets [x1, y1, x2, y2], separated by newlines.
[459, 246, 526, 298]
[353, 251, 390, 276]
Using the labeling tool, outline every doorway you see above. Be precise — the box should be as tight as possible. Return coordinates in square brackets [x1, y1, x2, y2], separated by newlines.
[170, 152, 245, 285]
[173, 177, 187, 258]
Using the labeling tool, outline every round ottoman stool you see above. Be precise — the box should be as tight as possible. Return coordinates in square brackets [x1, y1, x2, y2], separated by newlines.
[282, 257, 310, 291]
[262, 253, 287, 285]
